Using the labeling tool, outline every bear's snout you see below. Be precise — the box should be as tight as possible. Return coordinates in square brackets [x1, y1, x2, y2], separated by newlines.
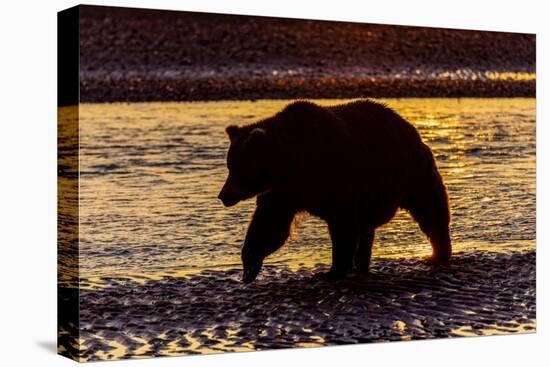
[218, 189, 239, 207]
[218, 177, 245, 207]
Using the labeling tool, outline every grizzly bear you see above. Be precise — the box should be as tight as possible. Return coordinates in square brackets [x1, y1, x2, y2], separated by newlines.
[218, 99, 451, 283]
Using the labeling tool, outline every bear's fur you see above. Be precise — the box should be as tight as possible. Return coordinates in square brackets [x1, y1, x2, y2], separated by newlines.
[218, 99, 451, 283]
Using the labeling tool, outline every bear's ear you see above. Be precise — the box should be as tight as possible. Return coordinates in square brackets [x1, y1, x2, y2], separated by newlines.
[246, 127, 267, 147]
[225, 125, 239, 141]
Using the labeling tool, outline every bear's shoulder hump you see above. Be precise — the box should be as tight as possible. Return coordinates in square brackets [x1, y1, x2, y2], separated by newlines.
[281, 100, 324, 115]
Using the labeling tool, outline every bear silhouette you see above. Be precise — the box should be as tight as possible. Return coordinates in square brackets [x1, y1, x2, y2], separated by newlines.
[218, 100, 451, 283]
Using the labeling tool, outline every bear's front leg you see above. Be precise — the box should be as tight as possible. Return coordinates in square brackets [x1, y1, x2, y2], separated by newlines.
[241, 192, 297, 283]
[320, 218, 358, 280]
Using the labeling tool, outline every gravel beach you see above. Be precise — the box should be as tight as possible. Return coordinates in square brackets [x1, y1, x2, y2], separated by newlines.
[78, 6, 535, 102]
[59, 250, 535, 361]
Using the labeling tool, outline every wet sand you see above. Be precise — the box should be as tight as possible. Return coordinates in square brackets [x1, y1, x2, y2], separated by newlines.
[78, 6, 535, 102]
[60, 250, 535, 361]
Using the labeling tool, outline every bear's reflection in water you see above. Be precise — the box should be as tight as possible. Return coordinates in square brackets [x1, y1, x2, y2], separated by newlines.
[69, 251, 535, 361]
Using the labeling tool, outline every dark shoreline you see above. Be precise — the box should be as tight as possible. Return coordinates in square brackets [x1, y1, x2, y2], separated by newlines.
[78, 6, 535, 102]
[61, 250, 536, 361]
[81, 75, 535, 103]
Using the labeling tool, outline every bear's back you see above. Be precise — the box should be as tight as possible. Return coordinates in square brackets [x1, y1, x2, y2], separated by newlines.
[326, 100, 435, 193]
[328, 100, 422, 144]
[267, 99, 428, 165]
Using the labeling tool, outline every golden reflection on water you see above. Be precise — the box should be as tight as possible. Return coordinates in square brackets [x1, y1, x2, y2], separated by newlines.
[451, 319, 536, 337]
[74, 99, 536, 284]
[85, 327, 325, 359]
[483, 71, 536, 81]
[81, 316, 534, 360]
[58, 106, 80, 286]
[431, 70, 535, 81]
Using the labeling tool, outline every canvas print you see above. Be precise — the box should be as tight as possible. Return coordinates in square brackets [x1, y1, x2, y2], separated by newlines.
[58, 5, 536, 362]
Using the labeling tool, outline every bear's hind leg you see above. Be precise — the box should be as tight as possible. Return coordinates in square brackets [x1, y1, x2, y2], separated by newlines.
[323, 218, 357, 279]
[425, 227, 451, 264]
[404, 182, 452, 264]
[354, 227, 375, 273]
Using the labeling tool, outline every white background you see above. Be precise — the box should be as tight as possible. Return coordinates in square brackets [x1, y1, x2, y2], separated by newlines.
[0, 0, 547, 365]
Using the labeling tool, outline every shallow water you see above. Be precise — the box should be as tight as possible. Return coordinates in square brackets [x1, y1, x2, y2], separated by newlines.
[75, 98, 535, 282]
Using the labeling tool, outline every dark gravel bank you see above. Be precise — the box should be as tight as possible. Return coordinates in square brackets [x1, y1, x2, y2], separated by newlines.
[59, 250, 536, 361]
[77, 5, 536, 102]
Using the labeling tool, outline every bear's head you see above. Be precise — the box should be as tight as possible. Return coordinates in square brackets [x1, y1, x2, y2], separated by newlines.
[218, 125, 270, 207]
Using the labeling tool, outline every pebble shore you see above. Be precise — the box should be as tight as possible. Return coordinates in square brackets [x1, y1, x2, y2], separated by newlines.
[60, 250, 536, 361]
[78, 6, 536, 102]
